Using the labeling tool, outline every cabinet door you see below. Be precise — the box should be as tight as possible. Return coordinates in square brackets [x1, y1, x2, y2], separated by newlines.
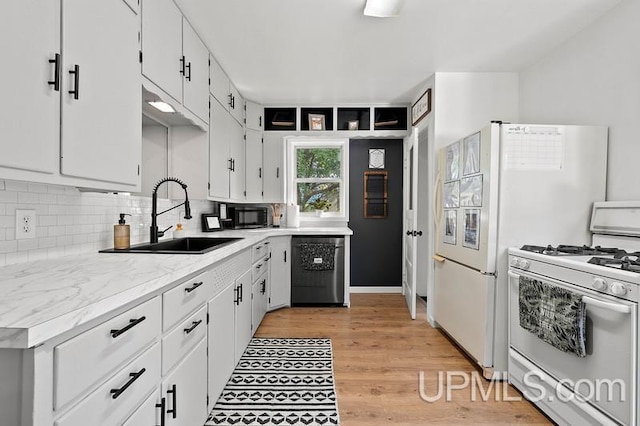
[229, 82, 244, 125]
[234, 269, 252, 363]
[245, 130, 263, 203]
[228, 117, 245, 201]
[0, 0, 58, 174]
[141, 0, 183, 102]
[61, 0, 141, 186]
[182, 18, 209, 123]
[209, 55, 229, 111]
[209, 96, 230, 199]
[122, 391, 160, 426]
[269, 236, 291, 310]
[162, 339, 208, 426]
[207, 284, 236, 410]
[245, 101, 263, 131]
[263, 133, 285, 203]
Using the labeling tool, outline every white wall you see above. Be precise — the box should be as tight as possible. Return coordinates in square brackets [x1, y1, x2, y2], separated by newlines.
[433, 72, 520, 149]
[519, 0, 639, 201]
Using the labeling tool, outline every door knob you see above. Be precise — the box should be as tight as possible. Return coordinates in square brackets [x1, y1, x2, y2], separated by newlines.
[406, 230, 412, 236]
[414, 230, 423, 237]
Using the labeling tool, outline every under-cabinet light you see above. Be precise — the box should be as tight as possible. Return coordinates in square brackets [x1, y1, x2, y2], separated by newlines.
[364, 0, 405, 17]
[147, 101, 175, 113]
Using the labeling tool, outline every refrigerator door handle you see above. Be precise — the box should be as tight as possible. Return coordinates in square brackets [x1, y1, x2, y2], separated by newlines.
[432, 255, 445, 262]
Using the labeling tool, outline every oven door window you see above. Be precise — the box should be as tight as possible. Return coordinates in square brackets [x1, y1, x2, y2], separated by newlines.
[509, 271, 636, 425]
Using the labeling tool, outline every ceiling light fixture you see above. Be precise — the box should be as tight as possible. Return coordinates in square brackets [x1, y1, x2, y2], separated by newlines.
[147, 101, 175, 113]
[364, 0, 405, 18]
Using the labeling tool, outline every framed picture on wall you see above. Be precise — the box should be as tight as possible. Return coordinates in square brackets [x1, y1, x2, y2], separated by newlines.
[411, 88, 431, 126]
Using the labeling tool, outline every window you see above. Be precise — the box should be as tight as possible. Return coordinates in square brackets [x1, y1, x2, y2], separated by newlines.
[287, 138, 348, 220]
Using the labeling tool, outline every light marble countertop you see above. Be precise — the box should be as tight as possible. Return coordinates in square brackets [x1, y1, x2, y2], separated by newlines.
[0, 227, 352, 349]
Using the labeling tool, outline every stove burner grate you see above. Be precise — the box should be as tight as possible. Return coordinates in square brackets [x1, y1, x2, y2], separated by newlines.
[588, 256, 640, 273]
[520, 244, 625, 256]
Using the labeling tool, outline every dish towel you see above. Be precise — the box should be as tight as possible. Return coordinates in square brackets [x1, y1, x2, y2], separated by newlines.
[519, 276, 587, 357]
[299, 243, 335, 271]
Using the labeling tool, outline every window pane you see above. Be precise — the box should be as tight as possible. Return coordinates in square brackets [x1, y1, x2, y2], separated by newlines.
[297, 182, 340, 212]
[296, 148, 341, 178]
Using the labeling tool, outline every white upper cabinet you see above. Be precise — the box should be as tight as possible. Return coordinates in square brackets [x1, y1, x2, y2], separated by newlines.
[245, 101, 263, 131]
[263, 133, 285, 203]
[1, 0, 141, 190]
[181, 18, 209, 122]
[1, 0, 59, 175]
[141, 0, 209, 123]
[209, 96, 231, 199]
[141, 0, 183, 102]
[245, 130, 263, 203]
[228, 117, 246, 201]
[229, 82, 244, 125]
[209, 55, 230, 111]
[60, 0, 141, 185]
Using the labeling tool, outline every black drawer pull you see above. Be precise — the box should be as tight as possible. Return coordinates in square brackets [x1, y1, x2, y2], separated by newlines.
[261, 279, 266, 294]
[256, 263, 262, 270]
[110, 316, 146, 338]
[183, 319, 202, 334]
[186, 61, 192, 81]
[110, 368, 145, 399]
[179, 56, 185, 75]
[48, 53, 60, 91]
[184, 281, 203, 293]
[156, 397, 166, 426]
[167, 384, 177, 418]
[239, 283, 243, 302]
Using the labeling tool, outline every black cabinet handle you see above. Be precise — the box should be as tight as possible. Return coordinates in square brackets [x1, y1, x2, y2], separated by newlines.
[276, 167, 280, 179]
[68, 64, 79, 100]
[179, 56, 185, 75]
[413, 230, 423, 237]
[261, 279, 266, 294]
[239, 283, 243, 302]
[110, 316, 146, 338]
[231, 95, 235, 109]
[110, 368, 145, 399]
[259, 116, 262, 128]
[184, 281, 203, 293]
[234, 285, 239, 305]
[156, 397, 166, 426]
[284, 250, 287, 263]
[185, 61, 191, 81]
[259, 167, 262, 178]
[167, 384, 177, 419]
[228, 93, 232, 108]
[48, 53, 60, 91]
[183, 319, 202, 335]
[228, 158, 233, 171]
[256, 263, 262, 270]
[231, 158, 235, 172]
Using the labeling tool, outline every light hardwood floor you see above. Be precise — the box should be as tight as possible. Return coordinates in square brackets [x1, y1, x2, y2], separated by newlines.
[255, 294, 551, 426]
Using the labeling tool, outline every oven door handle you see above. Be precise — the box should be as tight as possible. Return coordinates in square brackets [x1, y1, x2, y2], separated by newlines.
[582, 296, 632, 314]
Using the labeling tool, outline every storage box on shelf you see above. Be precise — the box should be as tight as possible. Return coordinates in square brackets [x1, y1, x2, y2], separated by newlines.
[1, 0, 141, 191]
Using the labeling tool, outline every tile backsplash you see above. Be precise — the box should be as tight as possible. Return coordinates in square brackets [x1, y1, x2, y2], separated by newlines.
[0, 179, 214, 267]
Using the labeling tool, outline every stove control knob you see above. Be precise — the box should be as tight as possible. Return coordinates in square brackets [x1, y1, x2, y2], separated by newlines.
[510, 257, 519, 267]
[611, 282, 627, 296]
[592, 278, 607, 291]
[519, 260, 531, 270]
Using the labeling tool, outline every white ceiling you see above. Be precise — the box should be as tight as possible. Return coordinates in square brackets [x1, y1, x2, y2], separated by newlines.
[174, 0, 620, 105]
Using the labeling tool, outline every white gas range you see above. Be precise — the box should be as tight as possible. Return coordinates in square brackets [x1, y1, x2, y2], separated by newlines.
[508, 202, 640, 426]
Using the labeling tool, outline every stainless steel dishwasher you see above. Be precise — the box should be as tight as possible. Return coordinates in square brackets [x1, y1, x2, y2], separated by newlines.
[291, 236, 345, 305]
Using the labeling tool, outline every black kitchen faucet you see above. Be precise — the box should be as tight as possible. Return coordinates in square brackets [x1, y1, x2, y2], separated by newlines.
[150, 177, 192, 243]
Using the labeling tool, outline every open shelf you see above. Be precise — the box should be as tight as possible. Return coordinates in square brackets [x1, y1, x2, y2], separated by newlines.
[300, 107, 333, 131]
[373, 107, 408, 131]
[264, 107, 297, 131]
[337, 107, 370, 131]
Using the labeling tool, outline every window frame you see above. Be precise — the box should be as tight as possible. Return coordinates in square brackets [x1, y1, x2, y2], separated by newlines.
[286, 137, 349, 222]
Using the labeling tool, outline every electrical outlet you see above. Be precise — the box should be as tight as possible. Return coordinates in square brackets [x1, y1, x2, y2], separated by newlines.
[16, 210, 36, 240]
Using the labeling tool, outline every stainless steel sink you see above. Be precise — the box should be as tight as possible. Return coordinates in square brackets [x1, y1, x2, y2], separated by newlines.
[100, 237, 243, 254]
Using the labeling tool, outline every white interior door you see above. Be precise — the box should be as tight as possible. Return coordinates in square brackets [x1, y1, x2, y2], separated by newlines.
[403, 130, 419, 319]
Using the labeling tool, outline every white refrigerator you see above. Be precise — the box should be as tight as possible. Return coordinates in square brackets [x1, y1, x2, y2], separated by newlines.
[433, 122, 607, 378]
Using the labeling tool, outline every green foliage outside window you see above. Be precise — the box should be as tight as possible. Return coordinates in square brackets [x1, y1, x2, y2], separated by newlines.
[296, 148, 341, 212]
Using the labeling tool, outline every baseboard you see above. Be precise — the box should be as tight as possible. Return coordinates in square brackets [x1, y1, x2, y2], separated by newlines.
[349, 286, 402, 294]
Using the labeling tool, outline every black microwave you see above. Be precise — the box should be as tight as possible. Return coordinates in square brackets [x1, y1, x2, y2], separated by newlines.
[228, 206, 268, 229]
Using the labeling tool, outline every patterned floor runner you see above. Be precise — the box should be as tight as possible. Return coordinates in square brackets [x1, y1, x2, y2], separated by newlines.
[206, 338, 340, 426]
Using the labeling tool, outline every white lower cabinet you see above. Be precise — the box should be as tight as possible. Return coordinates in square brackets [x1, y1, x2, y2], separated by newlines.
[207, 283, 236, 410]
[161, 339, 208, 426]
[122, 391, 160, 426]
[268, 236, 291, 310]
[55, 343, 161, 426]
[251, 275, 268, 334]
[234, 269, 253, 363]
